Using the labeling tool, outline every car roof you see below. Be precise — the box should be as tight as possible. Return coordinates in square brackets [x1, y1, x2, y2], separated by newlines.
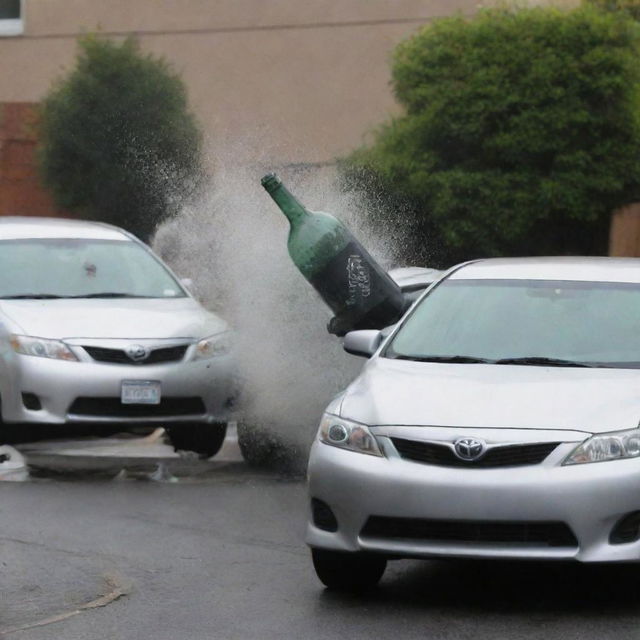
[388, 266, 443, 291]
[450, 257, 640, 284]
[0, 217, 131, 241]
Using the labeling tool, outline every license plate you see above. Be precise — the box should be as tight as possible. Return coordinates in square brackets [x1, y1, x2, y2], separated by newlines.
[121, 380, 161, 405]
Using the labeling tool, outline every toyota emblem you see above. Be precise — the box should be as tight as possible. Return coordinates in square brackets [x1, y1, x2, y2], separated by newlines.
[126, 344, 150, 362]
[453, 437, 486, 462]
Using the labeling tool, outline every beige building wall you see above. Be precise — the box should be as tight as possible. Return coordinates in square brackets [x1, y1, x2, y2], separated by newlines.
[0, 0, 488, 168]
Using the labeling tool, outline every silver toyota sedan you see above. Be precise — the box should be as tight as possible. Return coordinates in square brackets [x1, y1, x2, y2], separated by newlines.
[307, 257, 640, 590]
[0, 217, 236, 457]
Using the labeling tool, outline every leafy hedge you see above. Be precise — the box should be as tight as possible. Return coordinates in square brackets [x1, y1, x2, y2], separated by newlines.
[342, 6, 640, 266]
[587, 0, 640, 21]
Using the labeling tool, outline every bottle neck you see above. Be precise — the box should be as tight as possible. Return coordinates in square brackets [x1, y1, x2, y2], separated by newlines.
[264, 179, 309, 225]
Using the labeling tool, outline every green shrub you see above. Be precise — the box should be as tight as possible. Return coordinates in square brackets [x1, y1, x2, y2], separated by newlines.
[342, 6, 640, 266]
[585, 0, 640, 20]
[38, 36, 203, 242]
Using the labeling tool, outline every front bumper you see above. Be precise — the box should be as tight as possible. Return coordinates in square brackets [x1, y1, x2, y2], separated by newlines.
[306, 426, 640, 563]
[0, 349, 237, 427]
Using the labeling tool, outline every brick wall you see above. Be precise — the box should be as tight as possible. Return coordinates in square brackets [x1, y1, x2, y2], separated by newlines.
[0, 102, 63, 217]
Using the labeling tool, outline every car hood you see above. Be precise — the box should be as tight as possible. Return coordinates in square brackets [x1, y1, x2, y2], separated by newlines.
[0, 298, 227, 340]
[339, 357, 640, 434]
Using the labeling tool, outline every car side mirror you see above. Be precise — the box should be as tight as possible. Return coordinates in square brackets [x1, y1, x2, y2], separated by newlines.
[343, 330, 383, 358]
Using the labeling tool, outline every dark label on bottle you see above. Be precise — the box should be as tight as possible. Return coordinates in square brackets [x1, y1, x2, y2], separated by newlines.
[308, 240, 405, 332]
[346, 253, 372, 305]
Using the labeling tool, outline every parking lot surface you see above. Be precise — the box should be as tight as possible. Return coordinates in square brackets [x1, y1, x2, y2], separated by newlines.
[1, 433, 640, 640]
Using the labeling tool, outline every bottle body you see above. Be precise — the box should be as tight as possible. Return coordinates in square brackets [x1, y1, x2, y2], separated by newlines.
[262, 173, 407, 335]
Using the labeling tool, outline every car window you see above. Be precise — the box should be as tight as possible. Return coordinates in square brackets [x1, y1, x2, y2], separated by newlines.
[386, 279, 640, 367]
[0, 238, 185, 298]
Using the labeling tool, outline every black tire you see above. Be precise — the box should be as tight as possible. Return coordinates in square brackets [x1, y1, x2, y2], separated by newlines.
[237, 421, 282, 467]
[311, 548, 386, 592]
[165, 422, 227, 459]
[236, 421, 303, 474]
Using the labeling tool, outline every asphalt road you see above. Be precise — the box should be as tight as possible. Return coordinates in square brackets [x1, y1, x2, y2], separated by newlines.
[2, 437, 640, 639]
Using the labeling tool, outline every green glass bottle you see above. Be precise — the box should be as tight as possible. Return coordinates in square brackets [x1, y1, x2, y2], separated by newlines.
[261, 173, 407, 335]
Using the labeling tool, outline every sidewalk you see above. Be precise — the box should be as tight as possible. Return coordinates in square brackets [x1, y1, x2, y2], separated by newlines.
[12, 423, 245, 480]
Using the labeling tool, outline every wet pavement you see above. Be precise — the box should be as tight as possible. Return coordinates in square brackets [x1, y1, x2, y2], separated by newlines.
[0, 426, 247, 636]
[2, 431, 640, 639]
[14, 423, 244, 480]
[0, 430, 308, 640]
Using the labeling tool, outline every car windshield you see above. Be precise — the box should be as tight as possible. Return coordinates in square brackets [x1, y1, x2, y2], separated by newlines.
[0, 238, 186, 299]
[385, 279, 640, 368]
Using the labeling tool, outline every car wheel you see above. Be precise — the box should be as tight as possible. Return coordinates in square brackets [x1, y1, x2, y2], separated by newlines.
[165, 422, 227, 459]
[311, 548, 387, 592]
[236, 421, 281, 467]
[237, 421, 304, 474]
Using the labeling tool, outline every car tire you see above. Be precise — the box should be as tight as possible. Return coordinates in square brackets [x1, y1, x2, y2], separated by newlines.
[236, 421, 282, 467]
[236, 421, 304, 475]
[165, 422, 227, 459]
[311, 548, 387, 592]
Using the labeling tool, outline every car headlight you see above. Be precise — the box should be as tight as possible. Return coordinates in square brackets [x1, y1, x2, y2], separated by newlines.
[193, 332, 231, 360]
[564, 427, 640, 465]
[10, 334, 77, 361]
[318, 414, 383, 457]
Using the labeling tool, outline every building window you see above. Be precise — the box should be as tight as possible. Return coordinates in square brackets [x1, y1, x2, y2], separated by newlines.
[0, 0, 23, 36]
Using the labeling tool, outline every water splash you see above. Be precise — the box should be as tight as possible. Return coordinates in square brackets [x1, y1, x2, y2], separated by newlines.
[153, 142, 406, 457]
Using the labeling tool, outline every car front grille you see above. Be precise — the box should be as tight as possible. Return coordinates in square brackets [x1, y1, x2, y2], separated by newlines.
[360, 516, 578, 548]
[83, 345, 188, 365]
[68, 397, 206, 418]
[390, 438, 560, 468]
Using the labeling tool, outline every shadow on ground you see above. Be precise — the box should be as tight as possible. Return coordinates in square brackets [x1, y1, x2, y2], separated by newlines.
[320, 558, 640, 616]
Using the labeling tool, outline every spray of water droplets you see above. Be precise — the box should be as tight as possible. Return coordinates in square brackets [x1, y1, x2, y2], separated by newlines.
[153, 140, 409, 458]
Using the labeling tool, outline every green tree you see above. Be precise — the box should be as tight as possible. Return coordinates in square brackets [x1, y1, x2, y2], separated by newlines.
[38, 36, 203, 242]
[586, 0, 640, 21]
[342, 6, 640, 266]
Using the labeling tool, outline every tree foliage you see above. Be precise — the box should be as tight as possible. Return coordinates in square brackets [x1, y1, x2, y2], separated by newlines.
[38, 36, 203, 242]
[342, 6, 640, 266]
[585, 0, 640, 21]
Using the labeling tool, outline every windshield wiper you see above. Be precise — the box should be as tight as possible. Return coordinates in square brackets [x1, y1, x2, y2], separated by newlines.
[0, 294, 68, 299]
[2, 292, 156, 300]
[390, 354, 494, 364]
[494, 356, 598, 368]
[70, 293, 153, 299]
[389, 354, 602, 367]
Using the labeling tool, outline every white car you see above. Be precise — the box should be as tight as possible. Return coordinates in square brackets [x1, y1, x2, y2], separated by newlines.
[0, 217, 237, 457]
[308, 257, 640, 590]
[388, 266, 443, 303]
